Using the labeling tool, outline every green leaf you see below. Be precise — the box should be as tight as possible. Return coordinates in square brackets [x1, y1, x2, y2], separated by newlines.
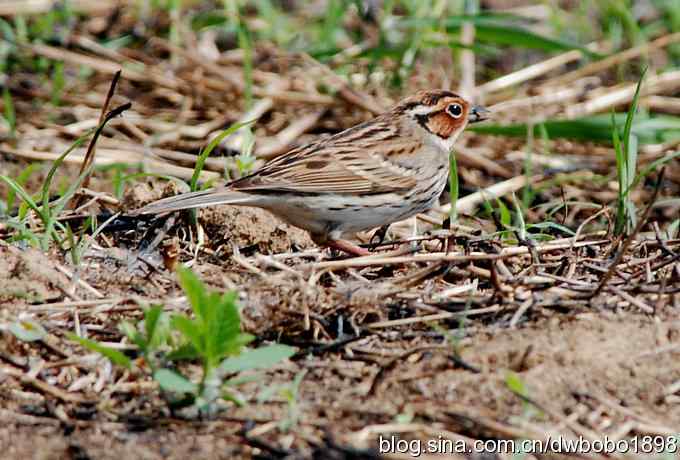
[496, 197, 511, 228]
[166, 343, 199, 361]
[144, 305, 163, 343]
[622, 68, 646, 163]
[154, 368, 198, 394]
[174, 267, 254, 370]
[505, 371, 528, 397]
[176, 267, 208, 321]
[67, 333, 131, 368]
[206, 291, 242, 364]
[621, 68, 646, 200]
[119, 321, 147, 351]
[9, 319, 47, 342]
[469, 114, 680, 145]
[41, 132, 91, 218]
[614, 70, 646, 235]
[171, 315, 205, 355]
[220, 344, 296, 374]
[527, 221, 575, 236]
[475, 23, 595, 55]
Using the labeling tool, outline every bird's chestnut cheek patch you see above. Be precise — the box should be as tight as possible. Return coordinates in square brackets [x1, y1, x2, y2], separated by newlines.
[426, 111, 463, 139]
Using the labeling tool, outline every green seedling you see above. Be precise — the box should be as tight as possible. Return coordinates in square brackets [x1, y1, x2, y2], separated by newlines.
[0, 103, 129, 250]
[70, 267, 295, 415]
[612, 69, 645, 236]
[258, 369, 307, 431]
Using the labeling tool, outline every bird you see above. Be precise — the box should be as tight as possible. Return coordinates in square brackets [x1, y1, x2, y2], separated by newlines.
[133, 89, 489, 256]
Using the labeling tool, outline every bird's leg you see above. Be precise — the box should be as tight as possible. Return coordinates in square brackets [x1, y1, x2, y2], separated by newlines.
[369, 224, 391, 247]
[327, 239, 370, 257]
[410, 216, 420, 251]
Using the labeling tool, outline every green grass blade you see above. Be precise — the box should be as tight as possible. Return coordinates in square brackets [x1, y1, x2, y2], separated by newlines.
[190, 120, 255, 193]
[448, 151, 459, 223]
[5, 163, 38, 213]
[612, 111, 625, 235]
[474, 23, 595, 55]
[622, 69, 646, 149]
[0, 175, 44, 221]
[612, 71, 645, 235]
[621, 68, 646, 201]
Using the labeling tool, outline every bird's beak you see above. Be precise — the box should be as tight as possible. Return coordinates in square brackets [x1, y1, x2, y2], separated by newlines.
[468, 105, 490, 123]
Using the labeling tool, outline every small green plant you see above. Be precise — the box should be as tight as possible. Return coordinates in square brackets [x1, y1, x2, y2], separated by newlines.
[258, 369, 307, 431]
[612, 70, 645, 236]
[481, 195, 512, 240]
[0, 104, 129, 249]
[70, 267, 295, 415]
[0, 136, 92, 250]
[481, 193, 574, 243]
[505, 371, 542, 420]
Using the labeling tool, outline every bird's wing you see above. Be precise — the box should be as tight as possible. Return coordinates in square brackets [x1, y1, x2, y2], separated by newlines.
[231, 118, 420, 195]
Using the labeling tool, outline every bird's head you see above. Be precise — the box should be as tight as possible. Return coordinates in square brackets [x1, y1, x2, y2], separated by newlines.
[395, 89, 490, 151]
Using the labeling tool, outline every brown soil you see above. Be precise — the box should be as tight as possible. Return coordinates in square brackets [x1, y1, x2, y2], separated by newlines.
[1, 200, 679, 459]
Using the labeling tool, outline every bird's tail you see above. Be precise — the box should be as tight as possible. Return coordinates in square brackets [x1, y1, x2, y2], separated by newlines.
[130, 189, 256, 215]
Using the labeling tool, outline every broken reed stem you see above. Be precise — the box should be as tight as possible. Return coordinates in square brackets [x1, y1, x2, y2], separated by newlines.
[74, 70, 122, 201]
[311, 239, 609, 270]
[66, 102, 131, 210]
[544, 32, 680, 89]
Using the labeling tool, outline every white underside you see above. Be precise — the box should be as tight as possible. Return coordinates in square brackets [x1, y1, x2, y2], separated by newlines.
[259, 169, 448, 239]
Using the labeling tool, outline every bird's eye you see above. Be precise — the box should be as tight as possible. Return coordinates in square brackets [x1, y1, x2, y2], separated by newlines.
[447, 103, 463, 118]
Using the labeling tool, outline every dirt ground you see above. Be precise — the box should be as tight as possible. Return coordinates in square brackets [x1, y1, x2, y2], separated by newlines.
[1, 191, 679, 459]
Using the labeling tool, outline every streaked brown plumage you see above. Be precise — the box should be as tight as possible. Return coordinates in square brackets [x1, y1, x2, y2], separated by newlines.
[133, 89, 489, 255]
